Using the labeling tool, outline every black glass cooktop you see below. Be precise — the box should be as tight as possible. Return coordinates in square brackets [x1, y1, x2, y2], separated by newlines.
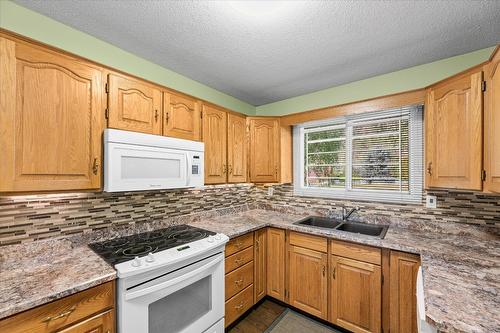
[88, 224, 216, 265]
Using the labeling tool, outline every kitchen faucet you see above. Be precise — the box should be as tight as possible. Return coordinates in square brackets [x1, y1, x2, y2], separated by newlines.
[342, 206, 359, 221]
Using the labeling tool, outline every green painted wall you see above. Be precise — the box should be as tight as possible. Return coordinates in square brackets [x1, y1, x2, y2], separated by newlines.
[256, 47, 495, 116]
[1, 1, 495, 118]
[0, 1, 255, 115]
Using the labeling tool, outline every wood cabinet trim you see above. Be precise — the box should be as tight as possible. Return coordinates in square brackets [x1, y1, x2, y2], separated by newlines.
[331, 240, 382, 265]
[289, 231, 328, 253]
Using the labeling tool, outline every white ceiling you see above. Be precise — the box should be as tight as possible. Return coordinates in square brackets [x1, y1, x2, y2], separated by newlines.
[15, 0, 500, 106]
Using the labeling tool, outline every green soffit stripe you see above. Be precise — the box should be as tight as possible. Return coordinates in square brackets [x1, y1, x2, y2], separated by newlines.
[256, 46, 495, 116]
[0, 0, 255, 115]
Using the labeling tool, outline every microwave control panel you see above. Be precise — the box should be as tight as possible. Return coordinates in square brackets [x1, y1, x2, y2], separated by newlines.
[191, 155, 202, 175]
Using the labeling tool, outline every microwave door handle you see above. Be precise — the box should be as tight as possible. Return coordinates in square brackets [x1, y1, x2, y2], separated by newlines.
[124, 254, 222, 301]
[185, 153, 191, 186]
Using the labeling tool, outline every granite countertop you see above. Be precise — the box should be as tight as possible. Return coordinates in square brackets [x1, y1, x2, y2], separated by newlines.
[1, 207, 499, 333]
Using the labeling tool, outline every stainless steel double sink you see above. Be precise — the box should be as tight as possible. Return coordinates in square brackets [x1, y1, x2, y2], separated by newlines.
[293, 216, 389, 239]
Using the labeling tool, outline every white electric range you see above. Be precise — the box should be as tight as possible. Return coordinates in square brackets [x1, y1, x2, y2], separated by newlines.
[89, 224, 229, 333]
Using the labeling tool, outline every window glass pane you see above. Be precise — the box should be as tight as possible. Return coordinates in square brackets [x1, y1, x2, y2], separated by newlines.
[351, 118, 409, 191]
[305, 127, 346, 188]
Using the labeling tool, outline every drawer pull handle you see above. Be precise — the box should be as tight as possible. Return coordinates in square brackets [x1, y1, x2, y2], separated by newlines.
[235, 301, 245, 310]
[235, 258, 243, 265]
[42, 306, 76, 322]
[235, 278, 244, 286]
[235, 241, 243, 248]
[332, 267, 336, 279]
[92, 158, 99, 175]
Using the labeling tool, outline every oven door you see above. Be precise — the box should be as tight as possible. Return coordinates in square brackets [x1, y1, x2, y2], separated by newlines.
[105, 142, 189, 192]
[119, 253, 225, 333]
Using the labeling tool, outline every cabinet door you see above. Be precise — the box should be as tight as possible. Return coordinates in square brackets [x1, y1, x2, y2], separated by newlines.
[289, 246, 328, 319]
[330, 255, 381, 333]
[227, 113, 247, 183]
[0, 38, 103, 192]
[202, 104, 227, 184]
[58, 310, 114, 333]
[249, 118, 280, 183]
[254, 228, 267, 302]
[484, 50, 500, 193]
[266, 228, 286, 301]
[425, 71, 483, 190]
[390, 251, 420, 333]
[108, 73, 162, 135]
[163, 92, 201, 140]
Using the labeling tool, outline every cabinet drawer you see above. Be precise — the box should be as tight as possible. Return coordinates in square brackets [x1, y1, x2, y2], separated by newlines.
[225, 284, 254, 327]
[331, 240, 381, 265]
[225, 246, 254, 274]
[0, 281, 115, 333]
[225, 261, 254, 300]
[289, 231, 328, 253]
[225, 233, 254, 257]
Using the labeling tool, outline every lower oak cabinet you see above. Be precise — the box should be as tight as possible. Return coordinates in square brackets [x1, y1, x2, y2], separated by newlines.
[0, 281, 115, 333]
[266, 228, 286, 301]
[390, 251, 420, 333]
[254, 228, 267, 302]
[288, 232, 328, 319]
[330, 241, 382, 333]
[224, 233, 255, 327]
[224, 228, 419, 333]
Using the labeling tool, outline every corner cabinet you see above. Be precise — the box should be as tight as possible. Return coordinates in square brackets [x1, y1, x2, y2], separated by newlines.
[484, 48, 500, 193]
[248, 117, 280, 183]
[107, 73, 162, 135]
[425, 71, 483, 190]
[163, 92, 201, 141]
[0, 37, 104, 192]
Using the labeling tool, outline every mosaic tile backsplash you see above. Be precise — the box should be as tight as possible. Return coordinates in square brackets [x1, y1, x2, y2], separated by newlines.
[1, 183, 499, 245]
[0, 184, 253, 245]
[253, 184, 500, 229]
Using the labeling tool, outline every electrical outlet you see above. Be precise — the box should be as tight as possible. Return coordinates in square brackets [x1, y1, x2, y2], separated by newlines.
[426, 195, 437, 208]
[267, 187, 274, 196]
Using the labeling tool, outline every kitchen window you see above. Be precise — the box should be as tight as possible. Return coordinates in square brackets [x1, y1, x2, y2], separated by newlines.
[293, 105, 423, 203]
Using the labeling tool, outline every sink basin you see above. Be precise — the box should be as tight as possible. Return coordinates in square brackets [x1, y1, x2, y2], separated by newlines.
[294, 216, 343, 229]
[336, 222, 389, 238]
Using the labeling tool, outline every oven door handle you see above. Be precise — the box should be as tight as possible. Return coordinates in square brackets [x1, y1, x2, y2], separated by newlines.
[125, 254, 222, 301]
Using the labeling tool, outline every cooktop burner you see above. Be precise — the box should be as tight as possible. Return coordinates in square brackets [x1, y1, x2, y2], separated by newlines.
[88, 225, 216, 265]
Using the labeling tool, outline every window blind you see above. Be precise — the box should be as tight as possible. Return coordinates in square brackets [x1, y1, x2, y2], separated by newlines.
[294, 105, 423, 203]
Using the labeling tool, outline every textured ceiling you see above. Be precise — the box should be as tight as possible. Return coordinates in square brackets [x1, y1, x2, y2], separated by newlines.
[14, 0, 500, 106]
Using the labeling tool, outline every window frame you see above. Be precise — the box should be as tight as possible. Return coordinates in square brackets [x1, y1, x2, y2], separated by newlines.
[293, 105, 423, 204]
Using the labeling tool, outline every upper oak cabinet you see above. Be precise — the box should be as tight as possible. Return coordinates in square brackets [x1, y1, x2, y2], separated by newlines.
[484, 48, 500, 193]
[227, 113, 248, 183]
[0, 37, 104, 192]
[163, 92, 201, 141]
[248, 117, 281, 183]
[425, 70, 483, 190]
[107, 73, 162, 135]
[203, 104, 228, 184]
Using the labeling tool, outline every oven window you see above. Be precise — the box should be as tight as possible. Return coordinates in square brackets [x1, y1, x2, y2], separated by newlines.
[148, 276, 212, 333]
[121, 156, 181, 179]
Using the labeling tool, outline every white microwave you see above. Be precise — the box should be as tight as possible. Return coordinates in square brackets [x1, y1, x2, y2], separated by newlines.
[104, 129, 204, 192]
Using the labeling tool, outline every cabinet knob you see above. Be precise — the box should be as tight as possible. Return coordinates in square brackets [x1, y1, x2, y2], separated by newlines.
[165, 112, 169, 124]
[92, 158, 99, 175]
[154, 109, 159, 122]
